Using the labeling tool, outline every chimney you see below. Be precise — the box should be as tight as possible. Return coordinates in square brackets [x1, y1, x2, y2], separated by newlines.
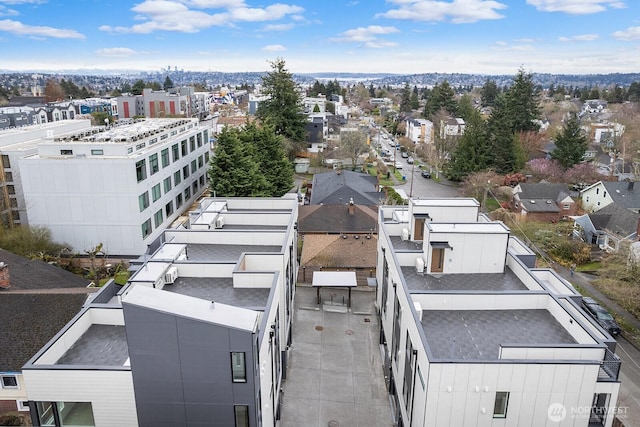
[629, 181, 635, 191]
[0, 262, 10, 289]
[348, 198, 355, 215]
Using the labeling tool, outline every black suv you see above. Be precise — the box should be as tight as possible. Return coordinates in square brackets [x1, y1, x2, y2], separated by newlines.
[421, 171, 431, 179]
[581, 297, 621, 336]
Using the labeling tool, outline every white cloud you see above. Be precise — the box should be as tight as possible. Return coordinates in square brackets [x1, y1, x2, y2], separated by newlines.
[0, 19, 85, 38]
[613, 26, 640, 40]
[262, 23, 294, 31]
[333, 25, 399, 47]
[0, 5, 18, 16]
[262, 44, 286, 52]
[526, 0, 626, 14]
[558, 34, 599, 41]
[99, 1, 304, 34]
[379, 0, 507, 24]
[491, 41, 534, 51]
[96, 47, 139, 57]
[0, 0, 46, 4]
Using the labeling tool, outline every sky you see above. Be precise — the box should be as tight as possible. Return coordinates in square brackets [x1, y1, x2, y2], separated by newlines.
[0, 0, 639, 76]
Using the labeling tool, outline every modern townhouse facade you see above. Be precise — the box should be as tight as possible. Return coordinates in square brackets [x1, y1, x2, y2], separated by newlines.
[376, 198, 621, 427]
[0, 119, 93, 227]
[406, 118, 433, 145]
[115, 88, 211, 120]
[19, 118, 210, 255]
[22, 196, 299, 427]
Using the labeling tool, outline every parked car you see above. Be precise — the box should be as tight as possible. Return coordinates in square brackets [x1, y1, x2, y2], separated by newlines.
[421, 171, 431, 178]
[581, 297, 621, 336]
[401, 152, 409, 158]
[407, 157, 414, 164]
[394, 162, 403, 169]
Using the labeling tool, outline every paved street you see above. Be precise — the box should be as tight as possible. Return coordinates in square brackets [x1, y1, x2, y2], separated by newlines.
[280, 286, 393, 427]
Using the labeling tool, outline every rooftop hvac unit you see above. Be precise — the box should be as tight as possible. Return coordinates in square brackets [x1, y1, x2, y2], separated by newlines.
[164, 266, 178, 284]
[415, 257, 425, 274]
[214, 216, 225, 229]
[401, 228, 409, 241]
[413, 301, 423, 321]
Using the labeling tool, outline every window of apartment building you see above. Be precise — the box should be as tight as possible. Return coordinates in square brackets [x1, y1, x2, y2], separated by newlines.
[149, 138, 158, 145]
[1, 155, 10, 169]
[204, 152, 210, 164]
[154, 209, 163, 228]
[198, 155, 204, 169]
[199, 175, 205, 187]
[6, 185, 15, 195]
[234, 405, 249, 427]
[17, 400, 29, 412]
[191, 159, 197, 174]
[231, 352, 246, 383]
[149, 153, 159, 175]
[1, 375, 18, 389]
[596, 188, 600, 195]
[182, 165, 190, 180]
[91, 149, 103, 156]
[141, 218, 152, 239]
[192, 181, 198, 195]
[493, 392, 509, 418]
[60, 149, 73, 155]
[603, 191, 607, 198]
[161, 148, 170, 168]
[172, 143, 180, 162]
[392, 295, 401, 363]
[9, 197, 17, 208]
[35, 401, 95, 427]
[175, 193, 183, 209]
[190, 136, 196, 152]
[139, 192, 150, 212]
[184, 187, 191, 201]
[204, 130, 209, 144]
[403, 332, 416, 421]
[563, 204, 570, 210]
[197, 133, 203, 147]
[181, 139, 188, 156]
[135, 159, 147, 182]
[174, 170, 182, 186]
[164, 177, 172, 193]
[165, 201, 174, 217]
[152, 184, 161, 202]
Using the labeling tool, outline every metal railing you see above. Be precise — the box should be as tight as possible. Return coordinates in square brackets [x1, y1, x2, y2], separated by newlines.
[597, 348, 621, 382]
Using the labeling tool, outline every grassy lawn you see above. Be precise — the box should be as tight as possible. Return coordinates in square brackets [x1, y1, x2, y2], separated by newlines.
[485, 198, 501, 211]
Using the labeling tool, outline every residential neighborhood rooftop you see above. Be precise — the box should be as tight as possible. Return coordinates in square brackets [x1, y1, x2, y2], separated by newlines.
[55, 325, 129, 366]
[163, 277, 271, 310]
[401, 267, 529, 292]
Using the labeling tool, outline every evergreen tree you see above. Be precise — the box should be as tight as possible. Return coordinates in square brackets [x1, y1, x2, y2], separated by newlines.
[131, 79, 146, 95]
[256, 58, 307, 159]
[244, 123, 293, 196]
[456, 94, 475, 122]
[399, 83, 413, 113]
[552, 113, 588, 169]
[423, 81, 456, 119]
[163, 76, 174, 91]
[480, 79, 498, 107]
[446, 110, 490, 181]
[410, 86, 420, 110]
[505, 69, 541, 133]
[487, 95, 518, 174]
[208, 127, 268, 197]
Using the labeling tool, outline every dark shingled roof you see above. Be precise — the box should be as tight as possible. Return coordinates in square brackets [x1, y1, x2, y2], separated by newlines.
[0, 249, 92, 371]
[309, 170, 383, 205]
[0, 293, 88, 371]
[602, 181, 640, 210]
[298, 204, 378, 234]
[517, 183, 571, 202]
[589, 203, 639, 237]
[0, 248, 91, 290]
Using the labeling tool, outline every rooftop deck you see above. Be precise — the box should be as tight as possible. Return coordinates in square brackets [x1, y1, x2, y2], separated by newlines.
[163, 277, 270, 309]
[402, 267, 529, 292]
[421, 309, 576, 360]
[389, 236, 423, 251]
[56, 325, 129, 366]
[185, 243, 282, 262]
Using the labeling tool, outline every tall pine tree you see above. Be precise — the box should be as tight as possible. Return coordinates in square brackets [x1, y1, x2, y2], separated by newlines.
[487, 95, 519, 174]
[552, 113, 588, 169]
[446, 110, 491, 181]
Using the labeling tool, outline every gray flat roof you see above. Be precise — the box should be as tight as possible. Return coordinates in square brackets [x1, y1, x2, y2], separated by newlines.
[390, 236, 423, 251]
[402, 267, 528, 292]
[163, 277, 270, 310]
[56, 325, 129, 366]
[218, 224, 287, 231]
[185, 243, 282, 262]
[421, 309, 576, 360]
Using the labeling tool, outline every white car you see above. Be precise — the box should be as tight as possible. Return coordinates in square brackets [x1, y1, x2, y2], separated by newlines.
[395, 162, 403, 169]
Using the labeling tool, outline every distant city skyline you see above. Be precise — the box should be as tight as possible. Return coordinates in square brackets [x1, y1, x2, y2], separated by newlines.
[0, 0, 639, 75]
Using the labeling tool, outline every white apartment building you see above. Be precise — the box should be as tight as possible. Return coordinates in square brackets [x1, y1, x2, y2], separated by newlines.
[19, 118, 210, 255]
[406, 118, 433, 144]
[0, 120, 93, 227]
[22, 196, 298, 427]
[115, 88, 211, 120]
[376, 198, 621, 427]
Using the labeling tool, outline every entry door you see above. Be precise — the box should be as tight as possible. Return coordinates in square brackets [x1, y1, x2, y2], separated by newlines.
[414, 218, 425, 240]
[431, 248, 444, 273]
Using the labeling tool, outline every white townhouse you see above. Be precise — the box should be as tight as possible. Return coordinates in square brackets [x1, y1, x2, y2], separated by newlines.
[19, 118, 211, 255]
[376, 198, 621, 427]
[22, 196, 299, 427]
[406, 118, 433, 144]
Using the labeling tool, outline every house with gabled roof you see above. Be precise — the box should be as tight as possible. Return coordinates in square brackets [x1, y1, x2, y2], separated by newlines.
[580, 181, 640, 213]
[573, 203, 639, 251]
[0, 248, 92, 419]
[511, 183, 576, 222]
[308, 169, 383, 206]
